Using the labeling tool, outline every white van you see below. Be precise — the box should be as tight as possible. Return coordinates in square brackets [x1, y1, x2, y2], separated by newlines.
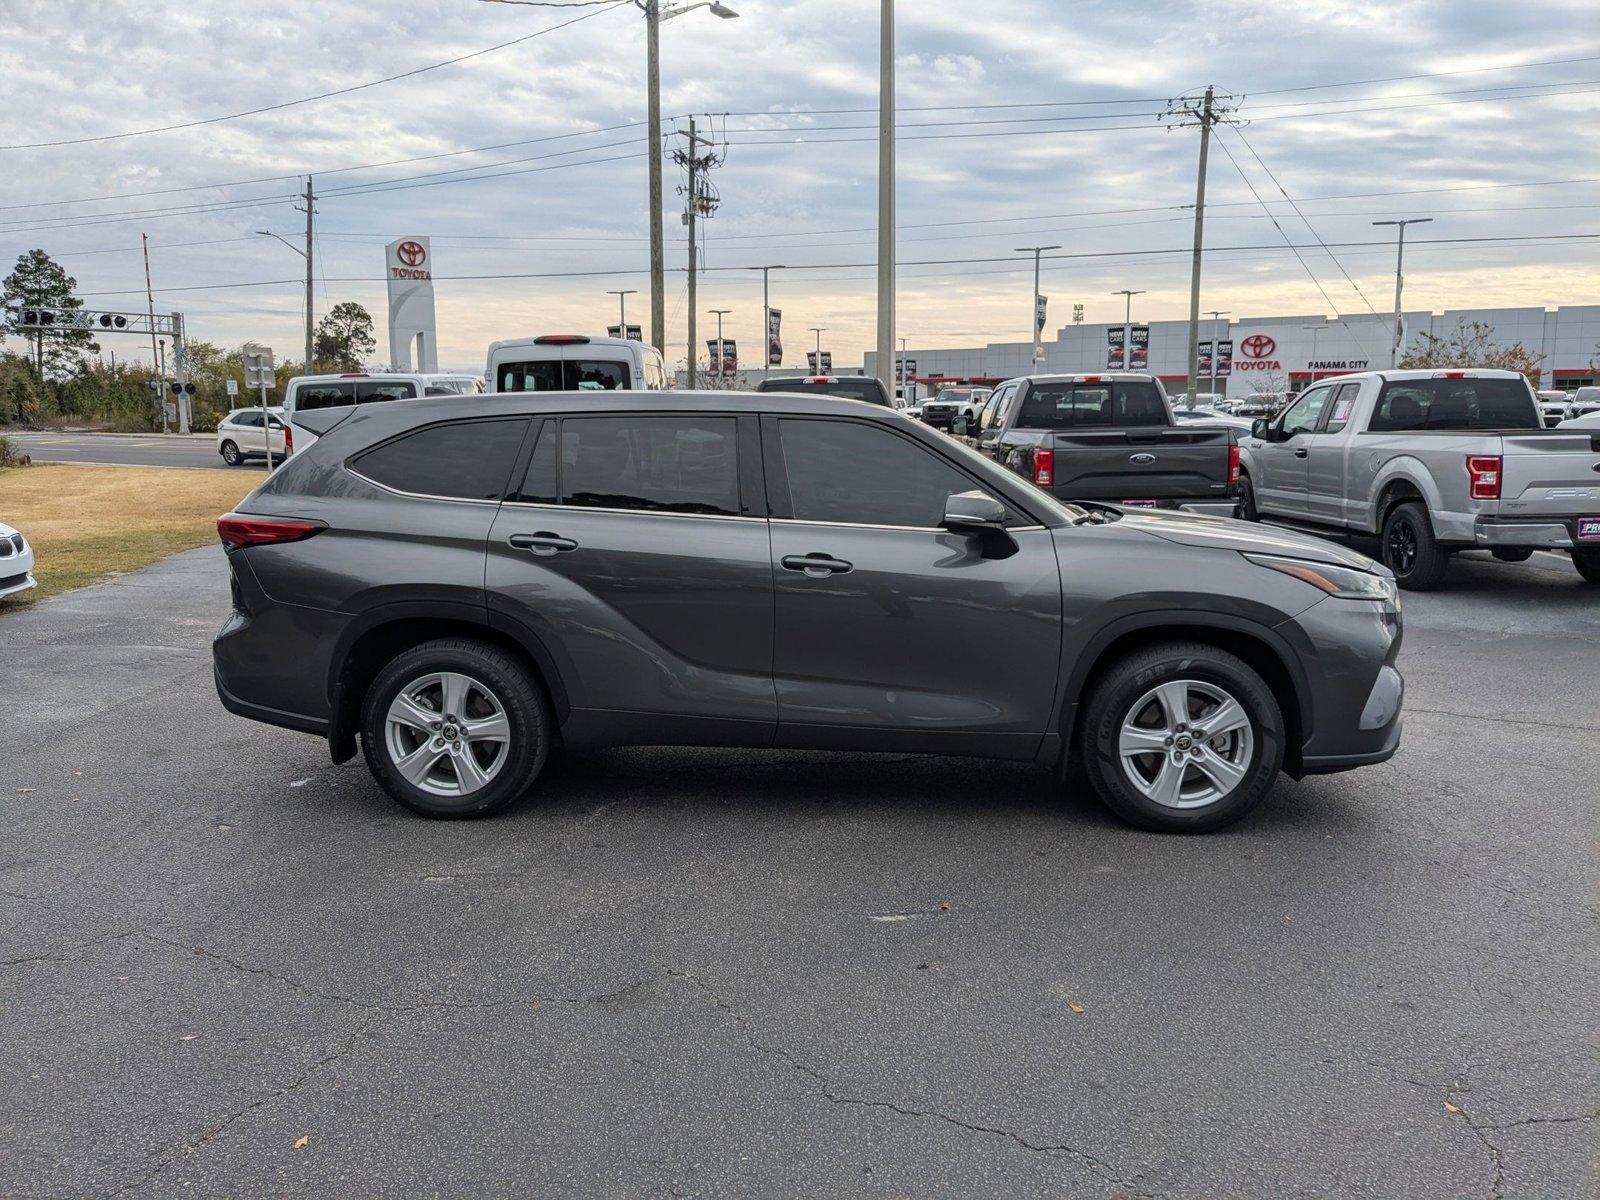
[282, 371, 484, 454]
[485, 335, 667, 393]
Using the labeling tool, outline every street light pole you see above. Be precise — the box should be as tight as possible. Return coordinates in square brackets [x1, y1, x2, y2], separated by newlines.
[1112, 288, 1145, 384]
[709, 307, 730, 380]
[1302, 324, 1324, 386]
[1373, 217, 1432, 367]
[1207, 309, 1230, 396]
[874, 0, 895, 393]
[607, 289, 638, 334]
[809, 326, 827, 374]
[1016, 245, 1061, 368]
[749, 264, 784, 379]
[302, 176, 315, 371]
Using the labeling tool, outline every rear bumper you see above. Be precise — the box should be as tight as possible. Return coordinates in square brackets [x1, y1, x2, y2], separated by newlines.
[1472, 518, 1576, 549]
[215, 665, 328, 736]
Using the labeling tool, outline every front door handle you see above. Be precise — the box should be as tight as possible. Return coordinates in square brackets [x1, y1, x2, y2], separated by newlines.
[781, 552, 853, 578]
[1293, 447, 1309, 458]
[509, 532, 578, 556]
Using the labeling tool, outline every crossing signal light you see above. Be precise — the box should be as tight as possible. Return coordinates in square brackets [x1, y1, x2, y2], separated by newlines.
[97, 313, 128, 329]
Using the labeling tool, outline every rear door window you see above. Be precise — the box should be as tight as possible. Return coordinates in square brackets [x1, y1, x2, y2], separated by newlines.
[351, 419, 529, 500]
[292, 381, 356, 411]
[496, 360, 631, 392]
[559, 416, 740, 515]
[1369, 378, 1540, 431]
[1323, 383, 1360, 434]
[570, 360, 630, 390]
[356, 381, 418, 404]
[777, 418, 997, 529]
[1016, 381, 1168, 428]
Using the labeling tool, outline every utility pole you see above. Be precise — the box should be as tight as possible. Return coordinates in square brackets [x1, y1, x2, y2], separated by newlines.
[1016, 245, 1061, 368]
[1165, 86, 1237, 403]
[141, 233, 167, 433]
[1302, 323, 1324, 387]
[672, 116, 720, 389]
[1373, 218, 1432, 366]
[898, 335, 908, 399]
[1208, 310, 1230, 396]
[172, 311, 191, 434]
[645, 0, 665, 355]
[875, 0, 895, 394]
[301, 176, 315, 370]
[607, 288, 638, 333]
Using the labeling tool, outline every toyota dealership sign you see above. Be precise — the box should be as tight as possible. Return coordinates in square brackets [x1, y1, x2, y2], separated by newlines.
[385, 236, 438, 371]
[1234, 333, 1281, 371]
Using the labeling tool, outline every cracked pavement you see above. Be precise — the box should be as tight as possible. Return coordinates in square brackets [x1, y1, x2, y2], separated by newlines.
[2, 546, 1597, 1197]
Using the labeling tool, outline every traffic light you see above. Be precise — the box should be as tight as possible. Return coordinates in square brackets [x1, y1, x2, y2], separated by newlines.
[97, 313, 128, 329]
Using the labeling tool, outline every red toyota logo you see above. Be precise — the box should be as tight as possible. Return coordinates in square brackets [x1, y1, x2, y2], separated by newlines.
[397, 240, 426, 267]
[1240, 334, 1276, 359]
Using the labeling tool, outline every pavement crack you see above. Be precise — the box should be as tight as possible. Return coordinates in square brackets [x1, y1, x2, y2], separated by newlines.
[666, 967, 1154, 1197]
[1405, 706, 1600, 734]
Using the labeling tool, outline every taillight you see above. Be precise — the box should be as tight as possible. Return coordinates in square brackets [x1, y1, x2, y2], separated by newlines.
[1033, 447, 1054, 487]
[1228, 441, 1241, 484]
[217, 513, 324, 548]
[1466, 455, 1501, 500]
[283, 423, 294, 454]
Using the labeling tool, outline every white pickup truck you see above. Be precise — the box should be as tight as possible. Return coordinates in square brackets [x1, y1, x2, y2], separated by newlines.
[1237, 369, 1600, 589]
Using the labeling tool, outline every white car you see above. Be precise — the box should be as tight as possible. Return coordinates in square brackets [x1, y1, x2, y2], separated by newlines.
[217, 406, 287, 467]
[1559, 409, 1600, 429]
[0, 520, 36, 598]
[1172, 406, 1255, 432]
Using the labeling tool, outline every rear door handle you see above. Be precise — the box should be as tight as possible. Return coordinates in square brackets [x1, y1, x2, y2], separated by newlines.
[1293, 447, 1309, 458]
[781, 552, 853, 578]
[509, 532, 578, 556]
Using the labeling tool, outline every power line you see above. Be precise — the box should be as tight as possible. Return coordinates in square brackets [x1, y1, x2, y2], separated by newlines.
[0, 2, 630, 151]
[1245, 53, 1600, 96]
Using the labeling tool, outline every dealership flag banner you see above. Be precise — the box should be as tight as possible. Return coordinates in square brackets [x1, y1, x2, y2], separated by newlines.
[767, 308, 783, 366]
[820, 351, 833, 374]
[1106, 326, 1126, 370]
[707, 339, 721, 375]
[1199, 340, 1213, 374]
[1216, 339, 1234, 377]
[607, 324, 643, 341]
[721, 339, 737, 376]
[1129, 324, 1149, 370]
[807, 351, 818, 372]
[1035, 295, 1049, 333]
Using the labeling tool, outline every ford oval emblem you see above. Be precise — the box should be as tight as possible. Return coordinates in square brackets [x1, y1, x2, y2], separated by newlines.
[1130, 452, 1157, 465]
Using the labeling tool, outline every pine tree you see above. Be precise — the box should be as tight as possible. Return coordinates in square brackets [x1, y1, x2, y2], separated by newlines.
[1, 249, 99, 379]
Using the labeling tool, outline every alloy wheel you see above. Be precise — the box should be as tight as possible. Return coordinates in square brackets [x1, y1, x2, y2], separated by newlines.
[1117, 679, 1255, 809]
[384, 671, 511, 798]
[1385, 520, 1417, 574]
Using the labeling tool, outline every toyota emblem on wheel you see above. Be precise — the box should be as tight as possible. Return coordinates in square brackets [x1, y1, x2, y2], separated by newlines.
[1240, 334, 1276, 359]
[397, 240, 427, 267]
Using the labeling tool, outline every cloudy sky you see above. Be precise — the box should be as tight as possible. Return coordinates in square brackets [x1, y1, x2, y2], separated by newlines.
[1, 0, 1596, 372]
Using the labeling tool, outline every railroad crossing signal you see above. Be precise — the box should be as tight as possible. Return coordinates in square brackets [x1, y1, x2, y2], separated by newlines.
[7, 305, 164, 334]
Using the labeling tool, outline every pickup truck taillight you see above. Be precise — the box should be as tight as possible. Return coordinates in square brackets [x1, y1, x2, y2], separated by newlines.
[283, 423, 293, 454]
[217, 513, 324, 548]
[1033, 447, 1054, 487]
[1228, 441, 1241, 484]
[1466, 454, 1502, 500]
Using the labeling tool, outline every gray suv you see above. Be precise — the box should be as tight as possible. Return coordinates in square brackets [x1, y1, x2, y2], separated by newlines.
[213, 391, 1404, 833]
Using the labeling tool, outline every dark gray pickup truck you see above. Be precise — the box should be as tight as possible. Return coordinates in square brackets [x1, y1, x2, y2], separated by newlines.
[959, 373, 1240, 516]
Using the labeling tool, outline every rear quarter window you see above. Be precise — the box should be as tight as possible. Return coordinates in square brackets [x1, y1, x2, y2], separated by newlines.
[351, 419, 529, 500]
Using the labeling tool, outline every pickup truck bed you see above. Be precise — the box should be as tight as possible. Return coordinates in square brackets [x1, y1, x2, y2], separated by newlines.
[969, 374, 1239, 515]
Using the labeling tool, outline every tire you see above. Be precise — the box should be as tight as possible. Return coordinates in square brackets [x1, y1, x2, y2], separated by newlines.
[1491, 547, 1534, 563]
[1574, 548, 1600, 585]
[220, 440, 242, 466]
[1381, 501, 1449, 591]
[1077, 641, 1284, 834]
[1236, 472, 1259, 522]
[359, 637, 551, 819]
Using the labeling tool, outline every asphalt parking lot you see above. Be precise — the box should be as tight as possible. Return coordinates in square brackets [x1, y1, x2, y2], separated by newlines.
[2, 546, 1596, 1198]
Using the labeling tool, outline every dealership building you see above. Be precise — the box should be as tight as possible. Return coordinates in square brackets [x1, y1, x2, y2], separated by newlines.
[866, 305, 1600, 396]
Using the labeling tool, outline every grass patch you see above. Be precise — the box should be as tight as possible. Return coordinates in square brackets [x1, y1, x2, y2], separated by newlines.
[0, 463, 256, 610]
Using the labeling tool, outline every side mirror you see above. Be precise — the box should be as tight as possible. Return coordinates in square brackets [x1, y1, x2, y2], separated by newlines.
[943, 490, 1007, 536]
[952, 414, 971, 436]
[1251, 418, 1271, 441]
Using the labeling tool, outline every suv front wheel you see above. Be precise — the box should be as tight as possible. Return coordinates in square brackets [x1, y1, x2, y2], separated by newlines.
[359, 638, 551, 818]
[1078, 642, 1284, 833]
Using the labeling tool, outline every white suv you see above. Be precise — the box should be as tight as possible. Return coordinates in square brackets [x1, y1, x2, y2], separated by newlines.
[216, 407, 287, 467]
[283, 372, 484, 455]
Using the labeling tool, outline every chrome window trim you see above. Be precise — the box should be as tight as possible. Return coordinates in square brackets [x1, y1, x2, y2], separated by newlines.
[344, 466, 501, 507]
[773, 517, 1046, 534]
[499, 500, 752, 522]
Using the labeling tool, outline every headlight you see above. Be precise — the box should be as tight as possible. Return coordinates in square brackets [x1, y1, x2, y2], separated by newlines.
[1245, 553, 1397, 602]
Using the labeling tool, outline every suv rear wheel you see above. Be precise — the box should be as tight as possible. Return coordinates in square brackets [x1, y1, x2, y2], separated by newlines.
[1078, 642, 1284, 833]
[220, 440, 242, 466]
[1381, 501, 1449, 590]
[360, 638, 551, 818]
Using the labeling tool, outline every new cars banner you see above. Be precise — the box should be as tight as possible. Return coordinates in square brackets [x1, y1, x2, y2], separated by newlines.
[722, 339, 737, 376]
[707, 339, 721, 374]
[1035, 294, 1049, 334]
[1129, 324, 1149, 369]
[607, 324, 643, 341]
[1216, 339, 1234, 377]
[767, 308, 782, 366]
[820, 351, 833, 375]
[1199, 340, 1214, 374]
[1107, 326, 1126, 370]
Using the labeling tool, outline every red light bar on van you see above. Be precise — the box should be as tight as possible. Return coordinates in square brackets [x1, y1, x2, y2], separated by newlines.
[1435, 371, 1467, 379]
[534, 335, 591, 345]
[1082, 375, 1102, 383]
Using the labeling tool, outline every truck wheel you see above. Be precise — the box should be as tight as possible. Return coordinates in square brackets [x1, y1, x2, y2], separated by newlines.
[1381, 502, 1449, 590]
[1236, 472, 1259, 521]
[1574, 548, 1600, 585]
[1077, 641, 1284, 834]
[360, 638, 551, 819]
[1491, 547, 1533, 563]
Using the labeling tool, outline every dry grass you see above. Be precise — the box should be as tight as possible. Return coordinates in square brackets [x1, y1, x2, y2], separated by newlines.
[0, 463, 256, 609]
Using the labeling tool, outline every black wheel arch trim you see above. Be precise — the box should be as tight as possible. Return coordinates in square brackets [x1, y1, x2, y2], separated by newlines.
[324, 598, 575, 765]
[1050, 608, 1313, 777]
